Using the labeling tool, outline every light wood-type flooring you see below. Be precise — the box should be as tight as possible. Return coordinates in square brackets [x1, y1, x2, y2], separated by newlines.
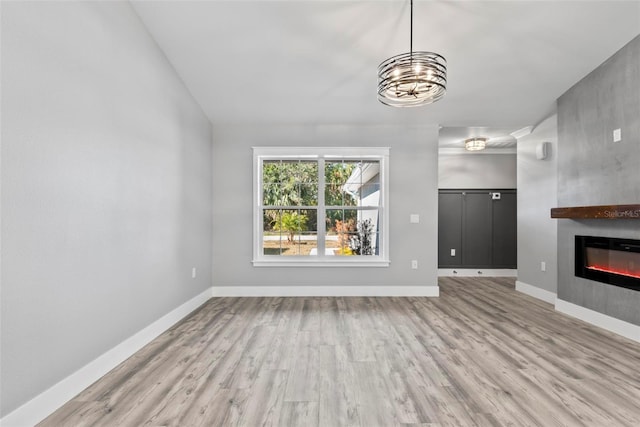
[40, 277, 640, 426]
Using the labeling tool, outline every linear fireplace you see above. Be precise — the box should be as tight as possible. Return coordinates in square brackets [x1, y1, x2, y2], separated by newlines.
[575, 236, 640, 292]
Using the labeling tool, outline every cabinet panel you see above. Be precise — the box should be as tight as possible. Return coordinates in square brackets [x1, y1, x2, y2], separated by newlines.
[462, 192, 492, 267]
[438, 192, 463, 267]
[492, 192, 517, 267]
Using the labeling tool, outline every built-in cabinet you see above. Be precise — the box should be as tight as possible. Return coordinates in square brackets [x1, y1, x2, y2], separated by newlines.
[438, 189, 517, 268]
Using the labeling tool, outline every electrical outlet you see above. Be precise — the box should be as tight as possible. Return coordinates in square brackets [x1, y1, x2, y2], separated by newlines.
[192, 267, 197, 279]
[541, 261, 546, 272]
[450, 248, 456, 257]
[411, 260, 418, 269]
[410, 214, 420, 223]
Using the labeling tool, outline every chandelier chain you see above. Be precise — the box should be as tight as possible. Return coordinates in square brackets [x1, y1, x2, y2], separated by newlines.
[410, 0, 413, 58]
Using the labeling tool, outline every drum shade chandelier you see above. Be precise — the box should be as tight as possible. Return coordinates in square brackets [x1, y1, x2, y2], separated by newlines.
[377, 0, 447, 107]
[465, 137, 487, 151]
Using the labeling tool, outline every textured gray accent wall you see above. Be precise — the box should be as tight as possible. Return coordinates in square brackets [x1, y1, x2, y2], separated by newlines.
[439, 153, 516, 189]
[1, 2, 213, 416]
[212, 124, 439, 288]
[557, 35, 640, 324]
[517, 115, 558, 294]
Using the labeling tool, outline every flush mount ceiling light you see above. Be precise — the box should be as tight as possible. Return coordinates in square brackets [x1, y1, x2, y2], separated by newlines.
[377, 0, 447, 107]
[465, 137, 487, 151]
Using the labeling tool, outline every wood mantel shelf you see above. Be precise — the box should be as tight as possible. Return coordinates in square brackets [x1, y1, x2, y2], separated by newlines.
[551, 204, 640, 219]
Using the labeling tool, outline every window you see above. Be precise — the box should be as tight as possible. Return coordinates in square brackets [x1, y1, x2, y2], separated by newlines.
[253, 147, 389, 267]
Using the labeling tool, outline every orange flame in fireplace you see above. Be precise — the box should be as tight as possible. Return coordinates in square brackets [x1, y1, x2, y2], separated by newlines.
[586, 265, 640, 280]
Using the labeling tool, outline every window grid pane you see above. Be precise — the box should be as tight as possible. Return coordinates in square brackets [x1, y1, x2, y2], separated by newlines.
[263, 208, 318, 256]
[263, 160, 318, 206]
[325, 161, 359, 207]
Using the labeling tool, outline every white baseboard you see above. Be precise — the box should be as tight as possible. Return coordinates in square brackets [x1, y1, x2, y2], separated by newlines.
[555, 298, 640, 344]
[0, 287, 213, 427]
[211, 285, 439, 297]
[515, 280, 557, 304]
[438, 269, 517, 277]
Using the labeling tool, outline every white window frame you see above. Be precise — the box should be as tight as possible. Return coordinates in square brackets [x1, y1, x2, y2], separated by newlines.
[253, 146, 390, 267]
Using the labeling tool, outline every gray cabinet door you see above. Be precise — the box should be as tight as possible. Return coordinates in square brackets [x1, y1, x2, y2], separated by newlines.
[438, 192, 463, 267]
[462, 192, 493, 267]
[492, 192, 517, 268]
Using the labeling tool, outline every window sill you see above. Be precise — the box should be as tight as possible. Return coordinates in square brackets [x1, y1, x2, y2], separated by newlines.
[252, 258, 390, 268]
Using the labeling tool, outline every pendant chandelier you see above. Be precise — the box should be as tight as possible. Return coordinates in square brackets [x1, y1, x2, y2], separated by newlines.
[465, 137, 487, 151]
[377, 0, 447, 107]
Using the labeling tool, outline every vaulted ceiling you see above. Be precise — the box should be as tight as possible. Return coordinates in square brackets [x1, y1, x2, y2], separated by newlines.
[132, 0, 640, 141]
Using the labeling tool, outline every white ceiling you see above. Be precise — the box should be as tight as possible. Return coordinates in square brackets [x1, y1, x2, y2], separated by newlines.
[131, 0, 640, 143]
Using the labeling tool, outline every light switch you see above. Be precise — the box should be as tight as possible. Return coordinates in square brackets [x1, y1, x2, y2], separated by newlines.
[450, 249, 456, 257]
[410, 214, 420, 223]
[613, 128, 622, 142]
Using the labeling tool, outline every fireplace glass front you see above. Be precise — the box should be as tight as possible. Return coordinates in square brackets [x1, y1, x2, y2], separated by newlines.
[575, 236, 640, 292]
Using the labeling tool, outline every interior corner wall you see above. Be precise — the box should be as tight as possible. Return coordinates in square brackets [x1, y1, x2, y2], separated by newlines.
[211, 124, 439, 290]
[516, 115, 558, 294]
[1, 1, 213, 416]
[556, 34, 640, 325]
[438, 153, 516, 189]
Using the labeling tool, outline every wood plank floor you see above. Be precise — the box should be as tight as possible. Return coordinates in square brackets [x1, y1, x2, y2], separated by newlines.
[40, 277, 640, 426]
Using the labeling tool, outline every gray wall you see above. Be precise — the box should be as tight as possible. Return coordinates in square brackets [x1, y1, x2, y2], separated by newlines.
[438, 153, 516, 189]
[517, 115, 558, 294]
[212, 124, 439, 288]
[557, 35, 640, 325]
[1, 1, 213, 416]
